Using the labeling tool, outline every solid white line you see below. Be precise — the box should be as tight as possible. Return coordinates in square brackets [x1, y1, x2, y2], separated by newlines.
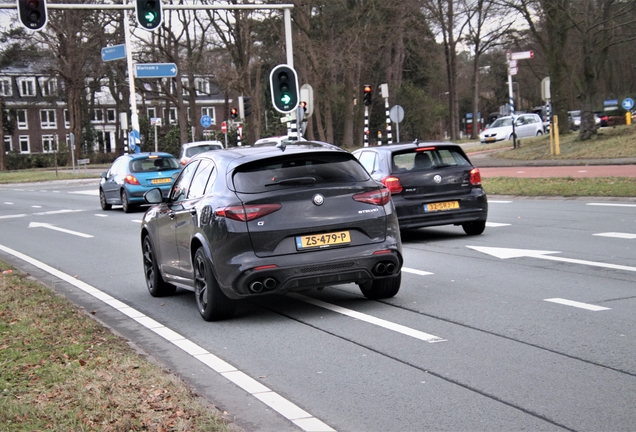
[290, 294, 446, 343]
[486, 222, 511, 227]
[402, 267, 433, 276]
[0, 243, 335, 432]
[488, 200, 513, 203]
[0, 214, 27, 220]
[69, 190, 99, 196]
[586, 203, 636, 208]
[33, 209, 84, 215]
[593, 232, 636, 240]
[544, 298, 610, 311]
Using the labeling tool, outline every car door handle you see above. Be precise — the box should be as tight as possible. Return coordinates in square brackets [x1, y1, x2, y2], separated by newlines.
[190, 208, 197, 215]
[168, 211, 175, 219]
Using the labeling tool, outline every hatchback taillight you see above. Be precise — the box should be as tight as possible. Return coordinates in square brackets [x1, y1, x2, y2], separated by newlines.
[215, 204, 282, 222]
[381, 176, 403, 194]
[125, 175, 140, 185]
[469, 168, 482, 186]
[353, 188, 391, 206]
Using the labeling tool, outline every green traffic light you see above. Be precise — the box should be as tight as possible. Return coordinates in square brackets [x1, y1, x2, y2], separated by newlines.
[280, 94, 292, 105]
[144, 11, 157, 23]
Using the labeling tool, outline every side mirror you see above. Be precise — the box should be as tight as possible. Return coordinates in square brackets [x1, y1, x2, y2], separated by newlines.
[144, 188, 164, 204]
[100, 172, 108, 179]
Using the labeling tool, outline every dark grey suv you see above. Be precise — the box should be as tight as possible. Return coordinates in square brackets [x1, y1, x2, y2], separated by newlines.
[353, 142, 488, 235]
[141, 142, 403, 321]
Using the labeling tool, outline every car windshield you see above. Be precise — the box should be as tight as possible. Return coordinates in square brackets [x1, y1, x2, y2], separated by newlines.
[130, 157, 179, 172]
[185, 145, 222, 157]
[570, 110, 581, 117]
[392, 148, 470, 172]
[233, 152, 370, 193]
[490, 118, 512, 128]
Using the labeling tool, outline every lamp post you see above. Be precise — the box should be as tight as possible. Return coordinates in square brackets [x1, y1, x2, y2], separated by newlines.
[438, 92, 449, 140]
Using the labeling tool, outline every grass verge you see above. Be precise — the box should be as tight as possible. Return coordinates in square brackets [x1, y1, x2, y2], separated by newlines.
[0, 170, 99, 184]
[0, 262, 233, 432]
[482, 177, 636, 197]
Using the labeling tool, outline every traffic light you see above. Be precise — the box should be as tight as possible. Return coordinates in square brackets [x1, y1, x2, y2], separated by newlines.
[269, 64, 299, 113]
[17, 0, 47, 31]
[239, 96, 252, 119]
[230, 107, 238, 120]
[363, 85, 372, 106]
[135, 0, 162, 31]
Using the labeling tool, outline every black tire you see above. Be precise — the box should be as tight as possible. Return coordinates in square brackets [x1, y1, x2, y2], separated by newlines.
[99, 188, 112, 210]
[194, 248, 236, 321]
[142, 236, 176, 297]
[536, 130, 543, 136]
[121, 189, 133, 213]
[359, 272, 401, 300]
[462, 220, 486, 235]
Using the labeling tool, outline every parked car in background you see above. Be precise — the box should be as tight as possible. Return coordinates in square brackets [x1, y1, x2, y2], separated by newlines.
[595, 111, 609, 127]
[100, 152, 181, 213]
[353, 141, 488, 235]
[141, 141, 403, 321]
[179, 140, 224, 166]
[568, 110, 582, 130]
[479, 114, 544, 144]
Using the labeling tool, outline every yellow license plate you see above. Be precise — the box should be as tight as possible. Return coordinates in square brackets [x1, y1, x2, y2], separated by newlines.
[296, 231, 351, 250]
[151, 178, 172, 184]
[425, 201, 459, 212]
[486, 137, 495, 142]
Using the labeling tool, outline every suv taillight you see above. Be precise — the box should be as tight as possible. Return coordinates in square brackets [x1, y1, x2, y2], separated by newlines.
[353, 188, 391, 206]
[469, 168, 482, 186]
[215, 204, 281, 222]
[381, 176, 403, 194]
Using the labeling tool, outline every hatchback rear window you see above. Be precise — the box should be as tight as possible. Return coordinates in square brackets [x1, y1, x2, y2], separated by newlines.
[130, 157, 180, 172]
[392, 148, 470, 173]
[233, 152, 370, 193]
[185, 144, 222, 157]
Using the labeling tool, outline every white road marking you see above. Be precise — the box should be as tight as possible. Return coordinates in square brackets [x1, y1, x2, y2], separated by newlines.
[4, 202, 14, 205]
[33, 209, 84, 215]
[468, 246, 636, 272]
[488, 200, 513, 203]
[28, 222, 93, 238]
[402, 267, 433, 276]
[69, 190, 99, 196]
[31, 205, 42, 208]
[95, 214, 108, 218]
[0, 214, 26, 220]
[486, 222, 511, 227]
[593, 232, 636, 240]
[0, 243, 334, 432]
[131, 219, 143, 223]
[290, 294, 446, 343]
[544, 298, 610, 311]
[586, 203, 636, 208]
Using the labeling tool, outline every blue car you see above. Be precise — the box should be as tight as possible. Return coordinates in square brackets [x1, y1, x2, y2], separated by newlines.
[100, 152, 181, 213]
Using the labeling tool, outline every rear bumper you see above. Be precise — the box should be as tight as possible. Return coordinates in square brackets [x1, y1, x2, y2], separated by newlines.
[393, 190, 488, 230]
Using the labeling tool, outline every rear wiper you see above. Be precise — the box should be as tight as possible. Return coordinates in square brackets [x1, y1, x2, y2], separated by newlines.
[265, 176, 316, 186]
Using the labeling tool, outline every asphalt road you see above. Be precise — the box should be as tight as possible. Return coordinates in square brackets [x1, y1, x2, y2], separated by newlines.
[1, 180, 636, 431]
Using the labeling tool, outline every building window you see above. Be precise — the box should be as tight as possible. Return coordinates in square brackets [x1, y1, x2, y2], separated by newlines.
[40, 109, 57, 129]
[39, 77, 57, 96]
[17, 109, 28, 129]
[201, 107, 216, 125]
[107, 108, 116, 123]
[19, 135, 29, 153]
[169, 107, 177, 124]
[91, 108, 104, 123]
[18, 78, 36, 97]
[64, 110, 70, 128]
[195, 78, 210, 95]
[0, 79, 12, 96]
[147, 107, 156, 119]
[42, 135, 56, 153]
[4, 136, 11, 153]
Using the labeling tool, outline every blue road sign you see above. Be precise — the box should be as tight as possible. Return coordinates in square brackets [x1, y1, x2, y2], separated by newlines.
[135, 63, 178, 78]
[101, 44, 126, 62]
[604, 99, 619, 107]
[200, 115, 212, 128]
[622, 98, 634, 110]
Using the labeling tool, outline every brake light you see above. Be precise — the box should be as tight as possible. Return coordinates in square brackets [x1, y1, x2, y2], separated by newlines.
[180, 158, 188, 166]
[469, 168, 482, 186]
[353, 188, 391, 206]
[415, 147, 436, 152]
[125, 175, 140, 185]
[381, 176, 403, 194]
[215, 204, 282, 222]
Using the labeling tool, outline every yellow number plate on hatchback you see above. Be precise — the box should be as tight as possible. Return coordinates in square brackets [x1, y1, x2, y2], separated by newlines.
[296, 231, 351, 250]
[425, 201, 460, 212]
[151, 178, 172, 184]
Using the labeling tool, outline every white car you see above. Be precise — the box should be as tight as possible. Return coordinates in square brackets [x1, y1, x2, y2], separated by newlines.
[480, 114, 544, 144]
[179, 140, 224, 166]
[253, 135, 306, 146]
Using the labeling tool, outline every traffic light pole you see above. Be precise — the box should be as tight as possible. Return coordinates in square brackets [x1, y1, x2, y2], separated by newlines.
[123, 3, 140, 154]
[364, 106, 369, 147]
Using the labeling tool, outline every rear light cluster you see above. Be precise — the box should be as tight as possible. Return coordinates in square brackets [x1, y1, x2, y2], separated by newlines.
[215, 204, 282, 221]
[381, 176, 403, 194]
[125, 175, 140, 185]
[180, 158, 188, 166]
[353, 188, 391, 206]
[469, 168, 482, 186]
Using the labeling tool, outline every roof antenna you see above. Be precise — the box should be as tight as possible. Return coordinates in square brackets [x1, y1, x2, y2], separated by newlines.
[413, 138, 419, 145]
[276, 141, 287, 152]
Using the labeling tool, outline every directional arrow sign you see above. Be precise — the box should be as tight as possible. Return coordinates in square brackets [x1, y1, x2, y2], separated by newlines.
[101, 44, 126, 62]
[29, 222, 93, 238]
[467, 246, 636, 272]
[135, 63, 178, 78]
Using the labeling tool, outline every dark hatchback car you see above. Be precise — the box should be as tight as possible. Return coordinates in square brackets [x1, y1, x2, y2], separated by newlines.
[353, 142, 488, 235]
[140, 142, 403, 321]
[100, 152, 181, 213]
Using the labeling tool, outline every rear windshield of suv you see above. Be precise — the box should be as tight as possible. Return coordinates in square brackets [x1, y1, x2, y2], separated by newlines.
[233, 152, 370, 193]
[392, 148, 471, 173]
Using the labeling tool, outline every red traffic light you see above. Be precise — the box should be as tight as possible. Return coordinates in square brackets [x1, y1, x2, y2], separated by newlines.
[363, 85, 372, 93]
[230, 108, 238, 119]
[363, 85, 372, 106]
